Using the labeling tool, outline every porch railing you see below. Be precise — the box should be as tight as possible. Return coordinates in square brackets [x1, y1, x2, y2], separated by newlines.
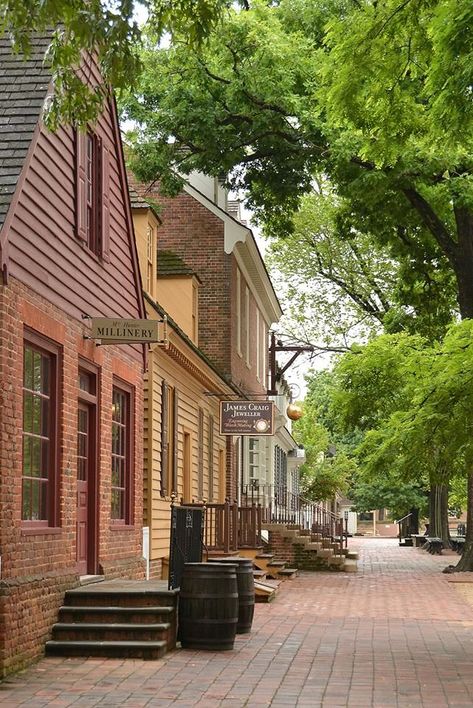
[187, 485, 347, 555]
[241, 483, 347, 548]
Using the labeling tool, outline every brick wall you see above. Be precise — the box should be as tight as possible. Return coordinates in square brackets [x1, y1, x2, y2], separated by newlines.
[0, 277, 145, 677]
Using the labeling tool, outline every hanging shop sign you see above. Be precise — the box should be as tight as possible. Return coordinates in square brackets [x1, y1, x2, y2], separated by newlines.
[220, 400, 274, 436]
[89, 317, 167, 345]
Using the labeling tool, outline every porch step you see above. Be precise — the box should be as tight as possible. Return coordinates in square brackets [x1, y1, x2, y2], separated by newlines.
[253, 569, 267, 579]
[343, 559, 358, 573]
[346, 551, 359, 561]
[267, 560, 286, 568]
[277, 568, 298, 579]
[45, 639, 167, 660]
[58, 605, 175, 624]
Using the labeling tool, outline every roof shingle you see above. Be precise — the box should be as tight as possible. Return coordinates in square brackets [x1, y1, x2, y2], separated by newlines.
[0, 34, 51, 228]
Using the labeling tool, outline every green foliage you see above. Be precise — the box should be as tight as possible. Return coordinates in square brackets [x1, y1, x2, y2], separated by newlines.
[350, 473, 427, 522]
[292, 392, 350, 503]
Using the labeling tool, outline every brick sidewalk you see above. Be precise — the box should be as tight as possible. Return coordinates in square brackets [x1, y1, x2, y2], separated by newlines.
[2, 538, 473, 707]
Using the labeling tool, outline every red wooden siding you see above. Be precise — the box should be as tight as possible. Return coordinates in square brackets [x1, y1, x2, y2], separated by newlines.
[6, 98, 142, 351]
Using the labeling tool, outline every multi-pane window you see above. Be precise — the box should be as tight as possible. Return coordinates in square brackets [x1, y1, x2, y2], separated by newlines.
[249, 438, 260, 486]
[22, 341, 57, 523]
[111, 386, 131, 522]
[236, 268, 242, 355]
[245, 287, 250, 366]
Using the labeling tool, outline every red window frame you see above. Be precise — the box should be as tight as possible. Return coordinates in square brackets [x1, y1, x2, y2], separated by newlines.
[22, 331, 60, 528]
[111, 381, 134, 524]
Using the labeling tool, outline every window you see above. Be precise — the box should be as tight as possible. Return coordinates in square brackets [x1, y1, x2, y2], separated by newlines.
[160, 381, 178, 496]
[261, 319, 267, 389]
[256, 310, 260, 380]
[111, 385, 133, 522]
[236, 268, 242, 355]
[146, 224, 155, 295]
[249, 438, 260, 486]
[75, 128, 110, 260]
[22, 337, 59, 525]
[245, 286, 250, 366]
[198, 408, 204, 500]
[192, 282, 198, 343]
[208, 414, 214, 500]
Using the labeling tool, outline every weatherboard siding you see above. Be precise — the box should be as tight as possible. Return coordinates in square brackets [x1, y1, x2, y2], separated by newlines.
[7, 107, 142, 348]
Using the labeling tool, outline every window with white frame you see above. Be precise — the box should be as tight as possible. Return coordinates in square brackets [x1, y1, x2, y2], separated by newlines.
[236, 268, 242, 356]
[245, 286, 250, 366]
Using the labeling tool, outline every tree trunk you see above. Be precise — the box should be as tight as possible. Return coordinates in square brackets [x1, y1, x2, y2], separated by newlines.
[453, 469, 473, 571]
[428, 481, 450, 546]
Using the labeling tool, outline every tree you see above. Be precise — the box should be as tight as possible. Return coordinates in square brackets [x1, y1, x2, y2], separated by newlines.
[124, 0, 473, 319]
[331, 333, 456, 545]
[292, 394, 350, 502]
[266, 185, 456, 352]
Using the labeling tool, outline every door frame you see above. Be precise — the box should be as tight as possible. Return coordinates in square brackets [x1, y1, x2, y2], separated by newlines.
[77, 361, 100, 575]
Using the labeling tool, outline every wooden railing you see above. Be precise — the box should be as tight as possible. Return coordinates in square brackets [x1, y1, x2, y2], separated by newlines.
[185, 485, 348, 555]
[241, 483, 347, 548]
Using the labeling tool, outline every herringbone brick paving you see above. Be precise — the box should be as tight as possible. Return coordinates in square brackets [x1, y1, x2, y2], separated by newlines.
[2, 538, 473, 707]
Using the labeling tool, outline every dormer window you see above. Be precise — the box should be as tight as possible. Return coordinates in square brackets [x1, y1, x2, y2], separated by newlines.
[75, 128, 110, 261]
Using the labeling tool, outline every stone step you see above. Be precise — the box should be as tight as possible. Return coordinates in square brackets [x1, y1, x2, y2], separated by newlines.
[306, 542, 322, 551]
[58, 605, 175, 624]
[343, 559, 358, 573]
[277, 568, 298, 580]
[51, 622, 171, 643]
[267, 560, 287, 568]
[328, 556, 345, 568]
[317, 548, 334, 559]
[252, 569, 267, 579]
[346, 551, 359, 560]
[45, 639, 167, 660]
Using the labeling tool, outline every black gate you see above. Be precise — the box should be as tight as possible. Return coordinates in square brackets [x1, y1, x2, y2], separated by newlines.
[168, 504, 205, 590]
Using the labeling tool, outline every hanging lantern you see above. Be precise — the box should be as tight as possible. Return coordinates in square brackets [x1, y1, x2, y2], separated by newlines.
[286, 403, 303, 421]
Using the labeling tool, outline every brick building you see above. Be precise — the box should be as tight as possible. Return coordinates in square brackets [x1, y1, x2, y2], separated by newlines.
[0, 38, 146, 676]
[129, 172, 283, 503]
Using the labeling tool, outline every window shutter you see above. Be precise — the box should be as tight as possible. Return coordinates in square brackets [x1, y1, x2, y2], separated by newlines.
[160, 381, 168, 497]
[100, 139, 111, 262]
[75, 129, 87, 242]
[172, 389, 179, 495]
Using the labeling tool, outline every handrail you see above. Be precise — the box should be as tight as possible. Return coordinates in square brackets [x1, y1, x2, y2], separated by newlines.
[395, 512, 413, 524]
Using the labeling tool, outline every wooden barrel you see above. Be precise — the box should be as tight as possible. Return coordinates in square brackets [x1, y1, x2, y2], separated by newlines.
[178, 562, 238, 650]
[208, 557, 255, 633]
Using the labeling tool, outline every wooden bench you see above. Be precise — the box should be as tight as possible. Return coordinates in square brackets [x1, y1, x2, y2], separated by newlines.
[450, 536, 465, 554]
[424, 537, 444, 554]
[411, 534, 428, 548]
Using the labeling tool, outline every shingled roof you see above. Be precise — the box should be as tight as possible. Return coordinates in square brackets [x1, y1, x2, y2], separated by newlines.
[158, 249, 198, 278]
[0, 34, 51, 229]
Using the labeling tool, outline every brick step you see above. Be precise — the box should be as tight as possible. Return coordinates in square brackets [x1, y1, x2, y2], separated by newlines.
[51, 622, 171, 643]
[64, 585, 178, 609]
[45, 639, 167, 660]
[58, 605, 175, 624]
